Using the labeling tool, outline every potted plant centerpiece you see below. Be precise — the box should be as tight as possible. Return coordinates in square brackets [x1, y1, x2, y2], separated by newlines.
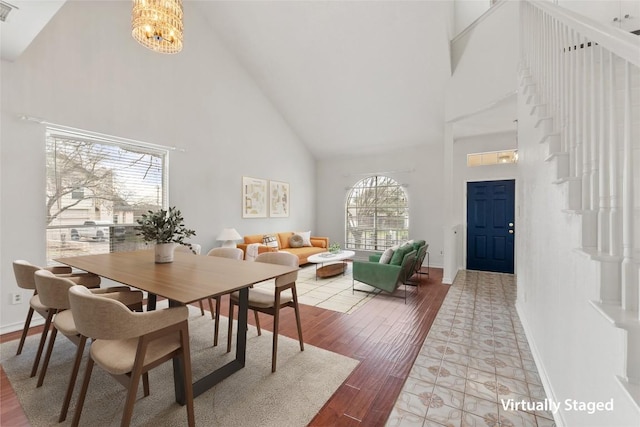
[136, 207, 197, 263]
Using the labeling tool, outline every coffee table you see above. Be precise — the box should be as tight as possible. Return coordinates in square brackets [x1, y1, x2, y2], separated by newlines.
[307, 250, 355, 279]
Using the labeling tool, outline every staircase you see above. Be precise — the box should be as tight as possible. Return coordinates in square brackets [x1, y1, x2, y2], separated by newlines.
[519, 0, 640, 409]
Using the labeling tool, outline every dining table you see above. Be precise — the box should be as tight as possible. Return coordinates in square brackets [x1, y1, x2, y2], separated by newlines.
[55, 249, 299, 403]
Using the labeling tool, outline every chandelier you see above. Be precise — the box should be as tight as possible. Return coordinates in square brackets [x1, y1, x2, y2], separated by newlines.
[131, 0, 183, 54]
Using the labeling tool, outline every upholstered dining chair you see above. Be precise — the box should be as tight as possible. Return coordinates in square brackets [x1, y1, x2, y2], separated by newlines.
[226, 251, 303, 372]
[206, 247, 244, 346]
[68, 285, 194, 427]
[33, 270, 143, 422]
[12, 260, 101, 378]
[175, 244, 213, 317]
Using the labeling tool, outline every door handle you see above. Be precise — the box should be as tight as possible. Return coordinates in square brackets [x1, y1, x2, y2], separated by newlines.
[508, 230, 514, 234]
[508, 222, 514, 227]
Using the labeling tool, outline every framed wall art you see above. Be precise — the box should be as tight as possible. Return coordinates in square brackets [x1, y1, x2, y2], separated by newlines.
[242, 176, 267, 218]
[269, 180, 289, 217]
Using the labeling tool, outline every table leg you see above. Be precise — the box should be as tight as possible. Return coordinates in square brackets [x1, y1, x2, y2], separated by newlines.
[147, 293, 157, 311]
[191, 288, 248, 399]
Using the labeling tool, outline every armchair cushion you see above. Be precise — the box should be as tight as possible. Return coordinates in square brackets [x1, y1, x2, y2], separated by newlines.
[390, 244, 413, 265]
[379, 247, 394, 264]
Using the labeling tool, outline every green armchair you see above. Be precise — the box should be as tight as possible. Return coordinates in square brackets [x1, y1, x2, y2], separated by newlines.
[352, 244, 417, 302]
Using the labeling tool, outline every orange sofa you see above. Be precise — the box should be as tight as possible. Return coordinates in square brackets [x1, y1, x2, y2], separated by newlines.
[237, 232, 329, 265]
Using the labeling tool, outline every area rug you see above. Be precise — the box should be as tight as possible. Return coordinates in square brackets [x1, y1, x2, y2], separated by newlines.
[255, 263, 381, 314]
[0, 306, 359, 426]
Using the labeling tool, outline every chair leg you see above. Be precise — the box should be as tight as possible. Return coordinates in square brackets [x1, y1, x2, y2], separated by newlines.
[292, 287, 304, 352]
[30, 309, 55, 378]
[208, 297, 215, 320]
[71, 356, 95, 427]
[227, 299, 235, 352]
[254, 310, 261, 336]
[271, 298, 281, 373]
[198, 300, 205, 316]
[16, 306, 35, 355]
[213, 297, 220, 346]
[142, 373, 150, 397]
[36, 326, 58, 387]
[59, 335, 87, 423]
[179, 326, 195, 427]
[121, 345, 147, 427]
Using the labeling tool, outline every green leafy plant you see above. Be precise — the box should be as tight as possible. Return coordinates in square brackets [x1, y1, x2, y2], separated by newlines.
[136, 207, 196, 252]
[329, 242, 341, 253]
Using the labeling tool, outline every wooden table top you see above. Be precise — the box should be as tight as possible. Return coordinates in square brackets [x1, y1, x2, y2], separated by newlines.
[55, 250, 299, 304]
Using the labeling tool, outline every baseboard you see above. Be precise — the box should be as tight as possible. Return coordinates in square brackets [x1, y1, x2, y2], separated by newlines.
[515, 301, 564, 427]
[0, 317, 44, 336]
[442, 267, 461, 285]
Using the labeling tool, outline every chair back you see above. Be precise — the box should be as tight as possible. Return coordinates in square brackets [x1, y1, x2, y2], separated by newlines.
[400, 250, 417, 283]
[255, 252, 299, 287]
[34, 270, 76, 310]
[68, 286, 136, 340]
[207, 247, 244, 260]
[13, 260, 40, 290]
[176, 243, 202, 255]
[414, 244, 428, 273]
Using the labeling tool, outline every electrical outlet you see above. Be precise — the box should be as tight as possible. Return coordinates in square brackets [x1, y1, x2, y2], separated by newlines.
[10, 292, 22, 305]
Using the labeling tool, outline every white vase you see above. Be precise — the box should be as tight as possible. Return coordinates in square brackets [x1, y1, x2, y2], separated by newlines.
[155, 243, 177, 263]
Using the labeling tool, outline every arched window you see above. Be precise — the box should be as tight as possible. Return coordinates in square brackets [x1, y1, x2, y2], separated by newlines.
[345, 176, 409, 251]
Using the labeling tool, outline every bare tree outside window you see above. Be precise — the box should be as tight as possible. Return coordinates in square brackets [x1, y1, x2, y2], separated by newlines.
[346, 176, 409, 251]
[45, 129, 168, 262]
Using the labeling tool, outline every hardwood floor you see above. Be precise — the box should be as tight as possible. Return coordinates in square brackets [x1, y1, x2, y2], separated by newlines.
[0, 267, 447, 426]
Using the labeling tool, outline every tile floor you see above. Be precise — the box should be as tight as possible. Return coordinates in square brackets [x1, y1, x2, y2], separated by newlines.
[254, 263, 379, 314]
[386, 270, 556, 427]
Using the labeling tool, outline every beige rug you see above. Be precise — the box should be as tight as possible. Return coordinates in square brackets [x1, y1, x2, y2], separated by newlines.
[256, 264, 381, 314]
[1, 305, 359, 426]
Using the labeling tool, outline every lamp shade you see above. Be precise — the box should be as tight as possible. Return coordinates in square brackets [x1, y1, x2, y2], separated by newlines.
[217, 228, 242, 248]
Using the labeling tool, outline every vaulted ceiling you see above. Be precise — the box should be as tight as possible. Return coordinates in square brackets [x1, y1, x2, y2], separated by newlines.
[2, 1, 456, 159]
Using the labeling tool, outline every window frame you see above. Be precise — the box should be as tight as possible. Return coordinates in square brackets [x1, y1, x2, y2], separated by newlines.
[345, 175, 409, 252]
[45, 126, 169, 263]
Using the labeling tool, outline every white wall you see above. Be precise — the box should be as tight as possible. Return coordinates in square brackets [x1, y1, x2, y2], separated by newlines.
[516, 90, 640, 427]
[0, 1, 316, 333]
[316, 144, 445, 267]
[447, 0, 518, 122]
[453, 0, 492, 37]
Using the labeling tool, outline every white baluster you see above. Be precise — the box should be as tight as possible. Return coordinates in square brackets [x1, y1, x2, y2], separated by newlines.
[621, 60, 637, 313]
[582, 38, 591, 212]
[590, 43, 599, 213]
[598, 46, 610, 255]
[569, 29, 577, 178]
[609, 52, 620, 260]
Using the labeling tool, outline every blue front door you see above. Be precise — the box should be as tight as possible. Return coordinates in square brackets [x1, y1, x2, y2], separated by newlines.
[466, 180, 515, 274]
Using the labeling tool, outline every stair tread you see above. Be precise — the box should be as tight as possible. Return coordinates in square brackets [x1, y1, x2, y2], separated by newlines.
[590, 301, 640, 330]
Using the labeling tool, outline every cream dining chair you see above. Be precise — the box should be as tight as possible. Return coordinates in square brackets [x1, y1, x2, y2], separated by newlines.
[33, 270, 143, 422]
[206, 247, 244, 346]
[12, 260, 101, 378]
[226, 251, 303, 372]
[175, 244, 212, 316]
[68, 285, 194, 427]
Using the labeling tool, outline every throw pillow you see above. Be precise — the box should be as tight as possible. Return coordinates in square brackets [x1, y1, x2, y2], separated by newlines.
[262, 234, 279, 249]
[289, 234, 304, 248]
[295, 231, 312, 247]
[379, 247, 394, 264]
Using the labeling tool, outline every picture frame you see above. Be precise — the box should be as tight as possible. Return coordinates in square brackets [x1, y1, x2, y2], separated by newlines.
[269, 180, 289, 217]
[242, 176, 267, 218]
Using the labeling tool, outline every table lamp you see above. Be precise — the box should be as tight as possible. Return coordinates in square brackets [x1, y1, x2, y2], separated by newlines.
[217, 228, 242, 248]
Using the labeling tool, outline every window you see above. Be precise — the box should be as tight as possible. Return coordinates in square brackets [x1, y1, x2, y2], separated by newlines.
[45, 127, 168, 262]
[467, 149, 518, 167]
[345, 176, 409, 251]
